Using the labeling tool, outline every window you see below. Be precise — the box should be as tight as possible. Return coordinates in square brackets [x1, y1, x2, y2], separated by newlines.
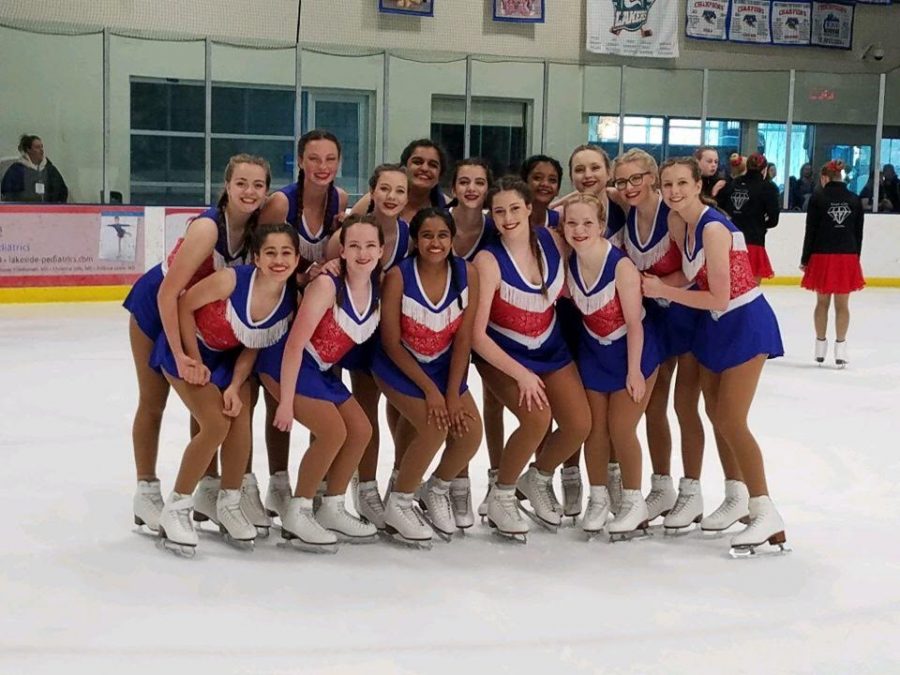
[130, 79, 372, 205]
[757, 122, 812, 194]
[588, 116, 741, 165]
[431, 97, 529, 183]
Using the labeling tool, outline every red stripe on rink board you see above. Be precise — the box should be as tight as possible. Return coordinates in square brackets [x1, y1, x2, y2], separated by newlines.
[0, 205, 145, 214]
[0, 274, 140, 288]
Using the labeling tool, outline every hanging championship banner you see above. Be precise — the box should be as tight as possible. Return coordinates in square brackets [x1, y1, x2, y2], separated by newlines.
[586, 0, 680, 58]
[729, 1, 772, 43]
[771, 1, 812, 45]
[685, 0, 729, 41]
[811, 2, 853, 49]
[853, 1, 891, 5]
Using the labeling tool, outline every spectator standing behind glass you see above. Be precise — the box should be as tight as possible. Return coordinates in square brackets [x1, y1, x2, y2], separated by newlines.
[789, 163, 816, 212]
[1, 134, 68, 203]
[800, 159, 865, 368]
[859, 171, 893, 213]
[880, 164, 900, 213]
[694, 146, 727, 207]
[720, 153, 780, 285]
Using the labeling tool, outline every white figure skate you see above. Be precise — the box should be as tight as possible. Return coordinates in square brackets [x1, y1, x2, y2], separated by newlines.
[157, 492, 198, 558]
[608, 489, 650, 542]
[815, 338, 828, 364]
[279, 497, 338, 554]
[240, 473, 272, 537]
[264, 470, 292, 521]
[560, 465, 583, 524]
[834, 339, 848, 368]
[312, 480, 327, 514]
[417, 476, 456, 541]
[384, 491, 433, 549]
[645, 473, 677, 522]
[486, 485, 528, 543]
[355, 479, 386, 530]
[581, 485, 611, 539]
[701, 480, 750, 533]
[316, 494, 378, 544]
[191, 475, 221, 525]
[133, 479, 164, 532]
[216, 488, 256, 551]
[663, 478, 704, 535]
[449, 477, 475, 530]
[515, 466, 562, 531]
[608, 462, 624, 515]
[478, 468, 498, 522]
[730, 496, 790, 558]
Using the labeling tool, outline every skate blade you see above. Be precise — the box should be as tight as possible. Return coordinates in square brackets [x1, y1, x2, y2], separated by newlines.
[133, 517, 160, 536]
[223, 534, 256, 551]
[156, 536, 197, 559]
[254, 526, 271, 539]
[277, 537, 338, 554]
[486, 518, 527, 543]
[663, 523, 701, 537]
[584, 529, 607, 542]
[729, 542, 792, 559]
[332, 531, 379, 545]
[388, 533, 433, 550]
[516, 503, 560, 533]
[609, 524, 652, 543]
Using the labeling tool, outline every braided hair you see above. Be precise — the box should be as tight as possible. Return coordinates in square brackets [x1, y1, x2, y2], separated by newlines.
[409, 207, 465, 310]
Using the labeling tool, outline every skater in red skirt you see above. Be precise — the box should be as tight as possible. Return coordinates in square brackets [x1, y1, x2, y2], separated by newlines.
[720, 152, 780, 284]
[800, 159, 865, 367]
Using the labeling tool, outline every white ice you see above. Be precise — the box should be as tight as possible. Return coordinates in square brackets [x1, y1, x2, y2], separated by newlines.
[1, 287, 899, 675]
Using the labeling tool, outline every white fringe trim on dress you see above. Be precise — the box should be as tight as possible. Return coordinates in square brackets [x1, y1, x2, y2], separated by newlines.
[625, 235, 674, 273]
[334, 305, 380, 345]
[498, 266, 564, 313]
[401, 288, 468, 332]
[566, 275, 616, 317]
[225, 302, 290, 349]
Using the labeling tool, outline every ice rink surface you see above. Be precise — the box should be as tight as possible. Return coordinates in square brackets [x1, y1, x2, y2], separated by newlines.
[1, 287, 899, 674]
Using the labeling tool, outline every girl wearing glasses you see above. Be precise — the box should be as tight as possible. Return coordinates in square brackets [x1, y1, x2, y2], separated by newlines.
[642, 157, 786, 556]
[614, 149, 720, 534]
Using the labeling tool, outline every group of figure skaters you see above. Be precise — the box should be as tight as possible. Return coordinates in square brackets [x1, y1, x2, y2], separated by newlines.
[122, 131, 865, 559]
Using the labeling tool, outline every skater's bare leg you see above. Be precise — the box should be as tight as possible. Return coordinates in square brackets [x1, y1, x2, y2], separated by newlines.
[351, 370, 382, 482]
[673, 353, 705, 480]
[645, 357, 674, 476]
[263, 385, 291, 475]
[701, 357, 768, 495]
[166, 376, 232, 495]
[374, 378, 450, 494]
[481, 383, 505, 470]
[477, 361, 551, 486]
[584, 391, 611, 486]
[814, 293, 831, 340]
[129, 317, 169, 481]
[324, 397, 372, 496]
[219, 381, 253, 490]
[532, 363, 591, 473]
[434, 392, 482, 481]
[834, 293, 850, 341]
[608, 369, 658, 490]
[699, 367, 744, 483]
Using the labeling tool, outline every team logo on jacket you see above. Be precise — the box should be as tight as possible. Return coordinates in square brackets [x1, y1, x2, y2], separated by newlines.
[827, 203, 851, 226]
[610, 0, 656, 37]
[730, 189, 749, 211]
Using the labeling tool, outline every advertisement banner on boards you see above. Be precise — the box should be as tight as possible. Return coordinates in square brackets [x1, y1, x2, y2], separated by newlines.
[728, 0, 772, 43]
[0, 205, 145, 287]
[771, 1, 812, 45]
[811, 2, 853, 49]
[586, 0, 679, 58]
[685, 0, 729, 41]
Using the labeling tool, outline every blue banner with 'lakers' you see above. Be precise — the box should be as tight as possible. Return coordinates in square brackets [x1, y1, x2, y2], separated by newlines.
[586, 0, 680, 58]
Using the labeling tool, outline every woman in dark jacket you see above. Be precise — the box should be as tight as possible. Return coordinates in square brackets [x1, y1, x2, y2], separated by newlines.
[720, 152, 780, 284]
[1, 134, 68, 203]
[800, 159, 865, 368]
